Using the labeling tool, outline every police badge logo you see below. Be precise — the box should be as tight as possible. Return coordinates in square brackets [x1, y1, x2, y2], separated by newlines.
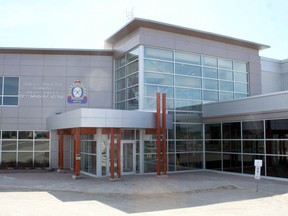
[67, 80, 87, 104]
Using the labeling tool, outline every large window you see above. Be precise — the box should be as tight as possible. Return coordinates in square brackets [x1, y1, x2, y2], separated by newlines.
[0, 77, 19, 106]
[0, 130, 50, 168]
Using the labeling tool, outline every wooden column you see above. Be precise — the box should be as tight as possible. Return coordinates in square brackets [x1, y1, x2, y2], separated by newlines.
[117, 132, 121, 178]
[156, 92, 161, 176]
[162, 93, 167, 175]
[73, 128, 81, 178]
[57, 130, 64, 171]
[110, 128, 115, 179]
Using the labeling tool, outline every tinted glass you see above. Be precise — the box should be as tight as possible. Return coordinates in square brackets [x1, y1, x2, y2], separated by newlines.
[223, 122, 241, 139]
[266, 119, 288, 139]
[175, 64, 201, 76]
[242, 121, 264, 139]
[205, 124, 221, 139]
[144, 47, 173, 61]
[4, 77, 19, 95]
[175, 52, 201, 65]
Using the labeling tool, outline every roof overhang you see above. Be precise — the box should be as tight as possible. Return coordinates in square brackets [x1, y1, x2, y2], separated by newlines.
[106, 18, 270, 50]
[47, 108, 172, 130]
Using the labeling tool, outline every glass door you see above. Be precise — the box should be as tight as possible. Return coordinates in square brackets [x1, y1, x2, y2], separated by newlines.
[121, 141, 136, 174]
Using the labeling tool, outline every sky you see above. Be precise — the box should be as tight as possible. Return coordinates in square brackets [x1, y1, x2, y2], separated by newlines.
[0, 0, 288, 60]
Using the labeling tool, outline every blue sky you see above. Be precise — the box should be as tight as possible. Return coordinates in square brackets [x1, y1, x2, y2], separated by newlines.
[0, 0, 287, 59]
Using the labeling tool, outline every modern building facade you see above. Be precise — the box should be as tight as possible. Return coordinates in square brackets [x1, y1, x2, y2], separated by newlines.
[0, 18, 287, 179]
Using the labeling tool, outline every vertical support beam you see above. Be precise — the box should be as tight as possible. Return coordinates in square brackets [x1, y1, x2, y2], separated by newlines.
[110, 128, 115, 179]
[117, 132, 121, 178]
[156, 92, 161, 176]
[162, 93, 167, 175]
[73, 128, 81, 178]
[96, 128, 102, 177]
[57, 130, 64, 172]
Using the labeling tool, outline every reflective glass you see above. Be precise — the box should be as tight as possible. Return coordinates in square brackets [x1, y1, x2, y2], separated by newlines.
[127, 99, 138, 110]
[220, 92, 233, 101]
[234, 61, 247, 72]
[144, 154, 157, 173]
[127, 47, 139, 63]
[243, 141, 264, 153]
[144, 47, 173, 61]
[34, 152, 49, 167]
[116, 79, 125, 91]
[175, 64, 201, 76]
[175, 87, 201, 100]
[144, 72, 173, 85]
[127, 60, 138, 75]
[18, 141, 33, 151]
[223, 141, 241, 153]
[203, 67, 217, 78]
[234, 72, 248, 82]
[205, 140, 221, 151]
[266, 156, 288, 178]
[220, 81, 233, 91]
[168, 153, 176, 171]
[219, 70, 233, 80]
[176, 124, 203, 139]
[2, 140, 17, 150]
[266, 119, 288, 139]
[2, 131, 17, 139]
[175, 51, 201, 65]
[18, 152, 33, 167]
[175, 112, 202, 123]
[115, 55, 125, 69]
[0, 97, 2, 105]
[116, 67, 125, 80]
[223, 154, 242, 173]
[203, 56, 217, 67]
[19, 131, 33, 139]
[35, 141, 49, 151]
[116, 90, 125, 101]
[205, 124, 221, 139]
[176, 153, 202, 170]
[266, 140, 288, 155]
[219, 58, 233, 70]
[145, 85, 173, 98]
[1, 152, 16, 167]
[127, 86, 138, 99]
[203, 79, 218, 90]
[127, 73, 138, 87]
[235, 83, 248, 93]
[175, 100, 202, 111]
[234, 93, 247, 99]
[175, 76, 201, 88]
[4, 77, 19, 95]
[3, 97, 18, 105]
[223, 122, 241, 139]
[203, 90, 218, 101]
[176, 141, 203, 152]
[205, 153, 221, 170]
[242, 121, 264, 139]
[144, 60, 173, 73]
[116, 102, 125, 110]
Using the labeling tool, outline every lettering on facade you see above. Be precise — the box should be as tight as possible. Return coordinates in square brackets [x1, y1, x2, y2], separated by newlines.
[20, 82, 65, 99]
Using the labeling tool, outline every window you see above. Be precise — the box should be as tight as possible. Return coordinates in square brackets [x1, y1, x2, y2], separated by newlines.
[0, 77, 19, 106]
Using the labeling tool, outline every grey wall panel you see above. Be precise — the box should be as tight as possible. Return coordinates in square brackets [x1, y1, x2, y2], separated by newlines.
[1, 107, 18, 118]
[90, 67, 112, 78]
[19, 107, 42, 118]
[89, 77, 112, 91]
[67, 66, 90, 77]
[20, 65, 43, 76]
[21, 54, 44, 66]
[67, 55, 90, 67]
[3, 65, 20, 75]
[89, 56, 113, 67]
[89, 92, 113, 108]
[44, 55, 67, 66]
[43, 66, 67, 76]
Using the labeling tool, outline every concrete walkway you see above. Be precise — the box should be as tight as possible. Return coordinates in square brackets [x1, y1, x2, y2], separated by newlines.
[0, 170, 288, 215]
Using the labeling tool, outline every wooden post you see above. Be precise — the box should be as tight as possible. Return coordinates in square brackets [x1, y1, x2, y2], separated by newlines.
[117, 132, 121, 178]
[156, 92, 161, 176]
[57, 130, 64, 171]
[162, 93, 167, 175]
[73, 128, 81, 178]
[110, 128, 115, 179]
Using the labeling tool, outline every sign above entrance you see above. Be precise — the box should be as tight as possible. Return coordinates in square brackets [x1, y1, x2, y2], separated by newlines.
[67, 80, 87, 104]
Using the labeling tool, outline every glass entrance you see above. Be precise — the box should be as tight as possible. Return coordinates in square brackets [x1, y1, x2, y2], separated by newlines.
[121, 141, 136, 174]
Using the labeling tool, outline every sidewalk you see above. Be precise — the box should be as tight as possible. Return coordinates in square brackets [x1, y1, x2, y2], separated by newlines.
[0, 170, 288, 215]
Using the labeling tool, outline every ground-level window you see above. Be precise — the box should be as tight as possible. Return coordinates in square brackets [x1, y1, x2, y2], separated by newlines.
[0, 130, 50, 168]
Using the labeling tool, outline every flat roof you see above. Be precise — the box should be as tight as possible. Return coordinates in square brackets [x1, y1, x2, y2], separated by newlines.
[0, 47, 113, 56]
[106, 18, 270, 50]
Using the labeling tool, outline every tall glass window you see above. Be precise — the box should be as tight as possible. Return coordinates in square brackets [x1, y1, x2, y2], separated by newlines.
[0, 77, 19, 106]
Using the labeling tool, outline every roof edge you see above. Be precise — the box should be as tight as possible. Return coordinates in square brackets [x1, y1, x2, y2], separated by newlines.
[105, 18, 270, 50]
[0, 47, 113, 56]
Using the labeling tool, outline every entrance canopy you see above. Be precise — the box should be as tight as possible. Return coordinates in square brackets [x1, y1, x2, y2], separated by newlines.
[46, 108, 172, 130]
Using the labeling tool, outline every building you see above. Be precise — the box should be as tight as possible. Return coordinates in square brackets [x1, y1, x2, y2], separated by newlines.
[0, 18, 287, 179]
